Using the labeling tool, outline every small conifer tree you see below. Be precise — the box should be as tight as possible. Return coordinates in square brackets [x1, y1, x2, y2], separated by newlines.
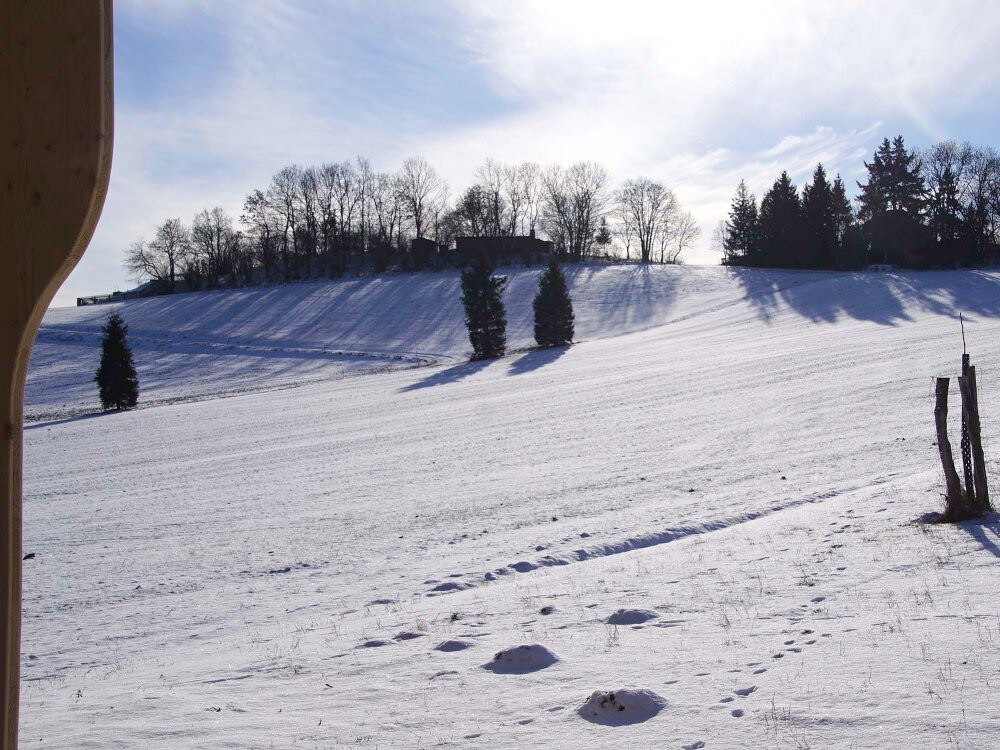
[94, 312, 139, 410]
[460, 261, 508, 359]
[533, 259, 575, 347]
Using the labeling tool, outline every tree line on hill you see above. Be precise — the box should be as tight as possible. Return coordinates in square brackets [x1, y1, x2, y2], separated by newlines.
[719, 137, 1000, 269]
[125, 157, 700, 294]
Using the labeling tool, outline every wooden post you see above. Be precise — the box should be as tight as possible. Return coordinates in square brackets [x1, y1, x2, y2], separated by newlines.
[0, 4, 113, 748]
[935, 378, 966, 520]
[960, 353, 975, 498]
[959, 366, 991, 513]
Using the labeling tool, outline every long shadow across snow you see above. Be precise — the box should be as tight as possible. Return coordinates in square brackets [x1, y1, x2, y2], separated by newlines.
[508, 346, 568, 375]
[729, 267, 1000, 326]
[400, 358, 493, 392]
[959, 514, 1000, 559]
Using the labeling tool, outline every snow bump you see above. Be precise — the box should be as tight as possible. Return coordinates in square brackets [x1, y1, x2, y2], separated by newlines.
[577, 689, 667, 726]
[605, 608, 659, 626]
[482, 644, 560, 674]
[434, 639, 474, 652]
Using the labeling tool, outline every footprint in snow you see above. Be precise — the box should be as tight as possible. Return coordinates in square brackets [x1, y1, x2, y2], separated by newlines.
[682, 741, 706, 749]
[394, 631, 424, 641]
[719, 696, 734, 703]
[731, 708, 745, 718]
[753, 668, 767, 675]
[734, 685, 757, 697]
[358, 639, 392, 648]
[510, 561, 538, 573]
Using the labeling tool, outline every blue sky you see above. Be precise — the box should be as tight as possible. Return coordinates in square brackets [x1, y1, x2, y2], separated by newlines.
[54, 0, 1000, 306]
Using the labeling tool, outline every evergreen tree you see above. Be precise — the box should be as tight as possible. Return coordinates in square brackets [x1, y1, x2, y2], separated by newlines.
[857, 138, 893, 227]
[831, 174, 865, 268]
[94, 312, 139, 410]
[593, 216, 613, 252]
[722, 180, 759, 265]
[758, 171, 804, 267]
[857, 135, 928, 265]
[888, 135, 927, 215]
[801, 164, 836, 268]
[927, 164, 965, 267]
[460, 261, 508, 359]
[533, 259, 575, 347]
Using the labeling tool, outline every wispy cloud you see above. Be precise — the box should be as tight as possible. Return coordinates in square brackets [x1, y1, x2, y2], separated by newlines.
[54, 0, 1000, 304]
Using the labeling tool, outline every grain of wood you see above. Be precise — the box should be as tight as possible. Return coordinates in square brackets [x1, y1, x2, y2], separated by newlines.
[0, 3, 113, 747]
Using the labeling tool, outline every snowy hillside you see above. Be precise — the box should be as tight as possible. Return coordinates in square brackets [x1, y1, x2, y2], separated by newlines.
[20, 265, 1000, 749]
[27, 264, 820, 421]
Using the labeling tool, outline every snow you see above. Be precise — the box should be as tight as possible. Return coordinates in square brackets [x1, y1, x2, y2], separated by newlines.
[483, 643, 561, 674]
[577, 688, 667, 725]
[18, 264, 1000, 748]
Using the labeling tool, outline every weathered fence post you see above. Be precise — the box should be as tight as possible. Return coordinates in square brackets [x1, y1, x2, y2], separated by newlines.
[958, 365, 991, 513]
[960, 353, 975, 498]
[935, 377, 968, 520]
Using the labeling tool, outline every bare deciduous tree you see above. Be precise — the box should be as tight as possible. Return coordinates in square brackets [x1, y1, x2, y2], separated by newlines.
[191, 207, 240, 286]
[398, 156, 447, 240]
[540, 161, 610, 260]
[663, 210, 700, 264]
[242, 189, 280, 281]
[123, 217, 190, 290]
[616, 177, 679, 263]
[267, 165, 302, 279]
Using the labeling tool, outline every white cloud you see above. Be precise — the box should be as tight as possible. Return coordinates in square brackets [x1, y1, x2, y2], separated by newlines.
[53, 0, 1000, 305]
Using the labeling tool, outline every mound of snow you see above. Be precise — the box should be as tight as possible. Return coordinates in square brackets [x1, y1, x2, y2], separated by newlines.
[577, 689, 667, 725]
[482, 644, 559, 674]
[435, 639, 475, 652]
[430, 581, 473, 593]
[606, 608, 659, 625]
[394, 631, 425, 641]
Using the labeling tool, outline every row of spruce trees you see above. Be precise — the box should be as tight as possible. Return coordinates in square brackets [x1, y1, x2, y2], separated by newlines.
[460, 259, 575, 359]
[722, 136, 1000, 270]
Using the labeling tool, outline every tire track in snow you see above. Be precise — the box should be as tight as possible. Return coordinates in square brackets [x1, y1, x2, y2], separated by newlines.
[427, 472, 900, 596]
[35, 326, 456, 367]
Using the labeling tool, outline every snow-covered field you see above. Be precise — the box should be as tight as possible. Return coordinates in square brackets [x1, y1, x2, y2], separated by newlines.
[20, 264, 1000, 748]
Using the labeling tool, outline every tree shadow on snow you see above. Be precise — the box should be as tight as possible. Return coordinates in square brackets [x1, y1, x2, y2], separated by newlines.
[957, 514, 1000, 559]
[24, 410, 110, 430]
[399, 358, 493, 392]
[729, 266, 1000, 327]
[508, 345, 568, 376]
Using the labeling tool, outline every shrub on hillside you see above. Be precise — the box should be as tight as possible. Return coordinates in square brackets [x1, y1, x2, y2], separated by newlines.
[533, 259, 574, 347]
[461, 261, 508, 359]
[94, 312, 139, 410]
